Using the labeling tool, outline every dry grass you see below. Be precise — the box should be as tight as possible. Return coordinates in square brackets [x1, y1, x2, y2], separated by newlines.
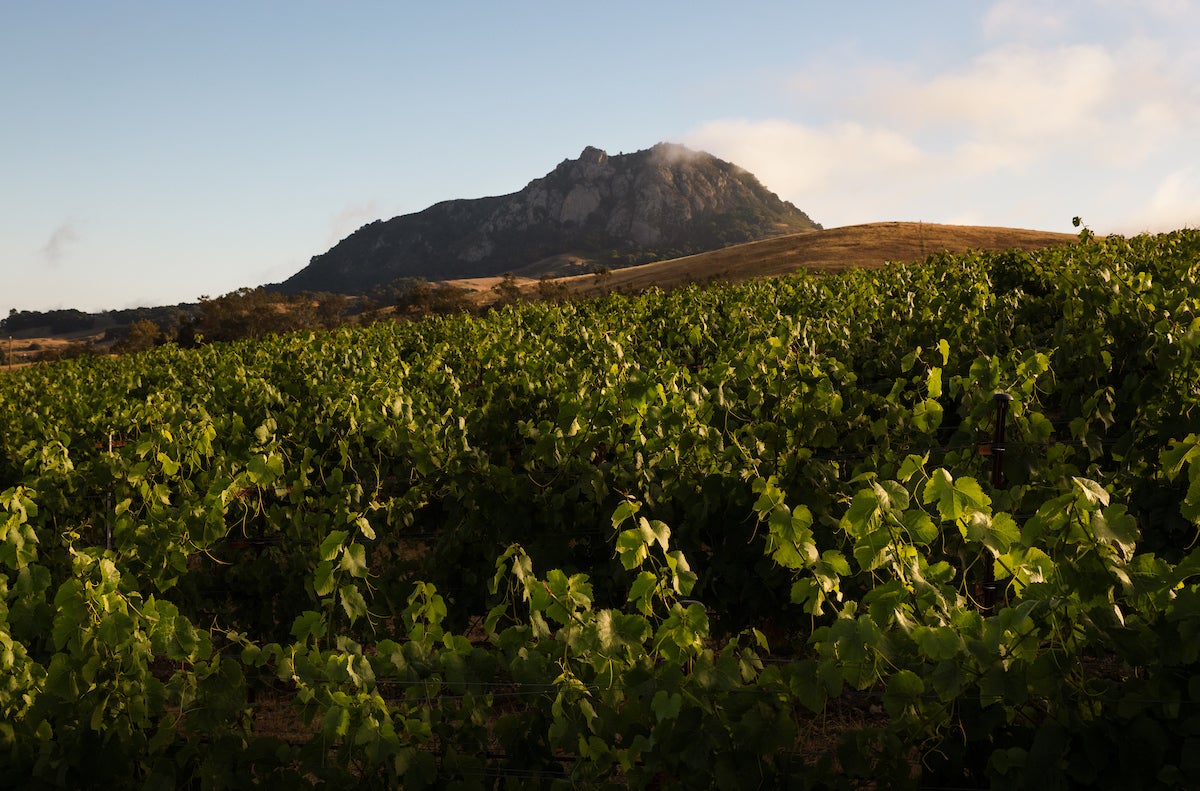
[1, 329, 112, 370]
[442, 221, 1079, 303]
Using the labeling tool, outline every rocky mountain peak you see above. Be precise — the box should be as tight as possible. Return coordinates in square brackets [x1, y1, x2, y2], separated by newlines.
[577, 145, 609, 165]
[275, 143, 821, 295]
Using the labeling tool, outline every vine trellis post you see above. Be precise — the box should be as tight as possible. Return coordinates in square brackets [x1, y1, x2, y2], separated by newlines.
[983, 391, 1013, 614]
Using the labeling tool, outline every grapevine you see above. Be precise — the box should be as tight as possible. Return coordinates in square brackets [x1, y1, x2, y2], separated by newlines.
[3, 228, 1200, 787]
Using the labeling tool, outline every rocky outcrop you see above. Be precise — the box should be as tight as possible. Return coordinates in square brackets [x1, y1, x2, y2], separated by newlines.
[276, 143, 821, 295]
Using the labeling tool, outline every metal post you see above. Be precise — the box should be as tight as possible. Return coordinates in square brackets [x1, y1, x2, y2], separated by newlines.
[106, 433, 114, 552]
[983, 392, 1013, 612]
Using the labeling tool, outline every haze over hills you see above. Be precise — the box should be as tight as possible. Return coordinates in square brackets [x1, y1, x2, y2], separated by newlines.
[274, 143, 821, 295]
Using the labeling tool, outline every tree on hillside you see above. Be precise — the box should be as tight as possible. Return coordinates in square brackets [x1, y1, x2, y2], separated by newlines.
[316, 293, 350, 328]
[536, 274, 568, 303]
[592, 265, 612, 294]
[192, 288, 319, 343]
[490, 274, 524, 308]
[391, 279, 475, 318]
[112, 319, 163, 354]
[1, 308, 98, 334]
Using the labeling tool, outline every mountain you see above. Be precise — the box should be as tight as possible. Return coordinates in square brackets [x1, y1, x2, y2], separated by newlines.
[275, 143, 821, 295]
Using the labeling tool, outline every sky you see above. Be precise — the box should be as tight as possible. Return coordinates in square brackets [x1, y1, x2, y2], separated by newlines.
[4, 0, 1199, 314]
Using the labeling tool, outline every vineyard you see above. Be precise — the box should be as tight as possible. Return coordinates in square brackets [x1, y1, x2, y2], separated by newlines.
[4, 227, 1200, 788]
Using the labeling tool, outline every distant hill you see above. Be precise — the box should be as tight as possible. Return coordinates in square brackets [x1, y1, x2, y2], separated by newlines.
[274, 142, 821, 295]
[440, 222, 1082, 303]
[544, 221, 1082, 295]
[3, 221, 1084, 366]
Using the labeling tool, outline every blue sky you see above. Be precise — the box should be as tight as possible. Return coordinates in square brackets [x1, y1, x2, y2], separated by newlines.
[4, 1, 1198, 313]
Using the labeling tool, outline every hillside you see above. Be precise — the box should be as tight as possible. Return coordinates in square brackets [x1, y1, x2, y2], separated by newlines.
[445, 221, 1081, 299]
[1, 222, 1082, 366]
[275, 142, 820, 295]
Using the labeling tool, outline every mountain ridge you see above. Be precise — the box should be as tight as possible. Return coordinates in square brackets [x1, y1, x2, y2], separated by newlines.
[274, 142, 821, 294]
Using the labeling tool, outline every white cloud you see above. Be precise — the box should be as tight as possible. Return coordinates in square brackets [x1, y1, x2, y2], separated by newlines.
[689, 118, 924, 194]
[685, 119, 931, 227]
[685, 12, 1200, 233]
[986, 0, 1198, 41]
[1114, 168, 1200, 233]
[982, 0, 1072, 41]
[1096, 0, 1194, 20]
[903, 45, 1114, 140]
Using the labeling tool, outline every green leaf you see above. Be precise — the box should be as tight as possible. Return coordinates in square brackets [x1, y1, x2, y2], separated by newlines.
[1162, 436, 1200, 479]
[98, 558, 121, 592]
[291, 610, 325, 642]
[323, 705, 351, 740]
[817, 658, 843, 696]
[926, 366, 943, 399]
[313, 561, 336, 596]
[156, 452, 180, 476]
[914, 626, 962, 662]
[897, 453, 928, 483]
[616, 528, 649, 570]
[924, 469, 990, 522]
[52, 581, 86, 651]
[852, 528, 894, 572]
[882, 669, 925, 718]
[91, 693, 110, 731]
[752, 476, 785, 516]
[647, 519, 671, 551]
[355, 515, 376, 541]
[247, 454, 274, 485]
[319, 530, 348, 562]
[1092, 504, 1138, 559]
[528, 577, 552, 612]
[923, 468, 955, 515]
[878, 480, 910, 511]
[611, 500, 640, 529]
[990, 512, 1021, 552]
[902, 509, 938, 545]
[953, 476, 990, 516]
[770, 539, 806, 571]
[545, 567, 569, 599]
[627, 571, 657, 611]
[600, 610, 650, 652]
[339, 543, 368, 578]
[791, 578, 824, 613]
[1072, 476, 1110, 508]
[769, 505, 817, 569]
[822, 550, 851, 577]
[1184, 467, 1200, 524]
[96, 610, 135, 647]
[339, 585, 369, 625]
[484, 603, 508, 635]
[666, 550, 697, 595]
[913, 398, 943, 432]
[652, 690, 682, 723]
[841, 488, 881, 537]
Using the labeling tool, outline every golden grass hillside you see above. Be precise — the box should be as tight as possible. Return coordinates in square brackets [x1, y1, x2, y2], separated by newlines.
[449, 221, 1080, 299]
